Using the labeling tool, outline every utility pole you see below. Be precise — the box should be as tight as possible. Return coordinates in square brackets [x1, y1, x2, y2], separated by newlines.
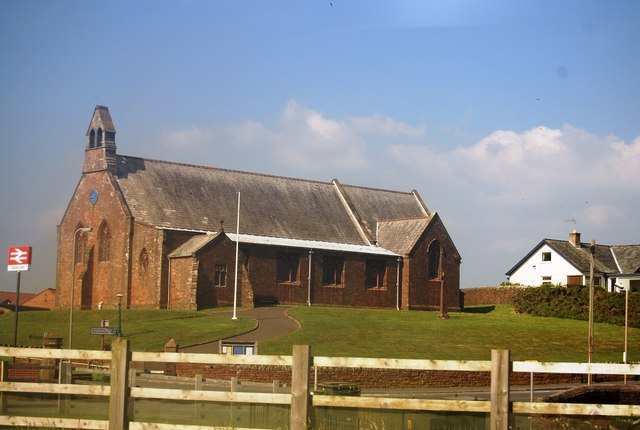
[588, 240, 595, 385]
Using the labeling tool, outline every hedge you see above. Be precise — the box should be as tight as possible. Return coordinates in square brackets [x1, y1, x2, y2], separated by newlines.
[513, 285, 640, 328]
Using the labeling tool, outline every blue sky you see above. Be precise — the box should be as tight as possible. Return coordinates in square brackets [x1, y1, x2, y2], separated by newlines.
[1, 0, 639, 294]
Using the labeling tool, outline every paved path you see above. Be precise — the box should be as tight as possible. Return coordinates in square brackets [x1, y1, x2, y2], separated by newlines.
[180, 306, 300, 353]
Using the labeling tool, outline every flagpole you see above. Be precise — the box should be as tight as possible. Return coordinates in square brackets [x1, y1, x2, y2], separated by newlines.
[232, 191, 240, 320]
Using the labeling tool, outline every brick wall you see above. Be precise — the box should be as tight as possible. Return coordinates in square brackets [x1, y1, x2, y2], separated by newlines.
[56, 171, 132, 310]
[130, 224, 166, 308]
[23, 289, 56, 310]
[174, 362, 614, 389]
[406, 219, 461, 311]
[169, 257, 198, 309]
[195, 236, 239, 308]
[462, 286, 525, 306]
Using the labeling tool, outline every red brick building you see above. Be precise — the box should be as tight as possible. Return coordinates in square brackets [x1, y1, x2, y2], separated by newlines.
[56, 106, 461, 311]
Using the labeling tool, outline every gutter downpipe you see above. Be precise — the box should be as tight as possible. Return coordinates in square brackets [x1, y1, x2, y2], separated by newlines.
[307, 249, 314, 306]
[396, 257, 402, 310]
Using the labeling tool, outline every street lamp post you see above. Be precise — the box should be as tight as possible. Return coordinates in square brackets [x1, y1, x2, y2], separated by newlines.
[116, 293, 123, 337]
[69, 227, 91, 349]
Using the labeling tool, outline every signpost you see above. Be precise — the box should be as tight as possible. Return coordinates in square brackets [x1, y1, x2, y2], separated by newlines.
[7, 246, 32, 271]
[7, 246, 32, 347]
[90, 327, 119, 336]
[91, 320, 118, 350]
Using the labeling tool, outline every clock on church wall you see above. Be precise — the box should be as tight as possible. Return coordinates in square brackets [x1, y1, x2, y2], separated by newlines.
[89, 189, 98, 205]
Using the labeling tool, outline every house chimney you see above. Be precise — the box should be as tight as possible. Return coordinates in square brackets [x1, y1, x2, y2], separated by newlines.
[569, 230, 581, 248]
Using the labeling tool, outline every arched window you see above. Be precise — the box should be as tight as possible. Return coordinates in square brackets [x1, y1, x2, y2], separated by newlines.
[98, 221, 111, 262]
[97, 128, 103, 147]
[427, 240, 441, 280]
[89, 129, 96, 148]
[139, 248, 149, 273]
[74, 226, 88, 264]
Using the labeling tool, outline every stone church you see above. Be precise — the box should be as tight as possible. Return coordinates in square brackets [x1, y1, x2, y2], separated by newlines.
[56, 106, 461, 311]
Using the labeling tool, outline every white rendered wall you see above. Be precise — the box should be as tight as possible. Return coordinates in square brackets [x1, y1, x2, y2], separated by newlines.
[508, 244, 583, 286]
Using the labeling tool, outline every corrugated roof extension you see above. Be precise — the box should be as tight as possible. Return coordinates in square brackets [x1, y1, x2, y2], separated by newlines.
[116, 155, 429, 256]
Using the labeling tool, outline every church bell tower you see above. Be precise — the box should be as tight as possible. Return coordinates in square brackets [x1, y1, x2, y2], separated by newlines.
[83, 106, 117, 174]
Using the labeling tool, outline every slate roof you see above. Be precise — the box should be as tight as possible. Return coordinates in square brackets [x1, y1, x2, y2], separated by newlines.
[168, 233, 222, 258]
[612, 245, 640, 274]
[546, 240, 618, 273]
[0, 291, 36, 305]
[87, 105, 116, 134]
[377, 217, 432, 255]
[506, 239, 640, 276]
[115, 155, 430, 253]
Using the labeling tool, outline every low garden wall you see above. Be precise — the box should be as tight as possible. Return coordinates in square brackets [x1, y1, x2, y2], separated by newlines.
[174, 362, 624, 389]
[461, 285, 525, 306]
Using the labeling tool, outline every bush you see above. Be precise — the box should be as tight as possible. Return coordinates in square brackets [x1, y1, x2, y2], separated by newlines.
[513, 285, 640, 328]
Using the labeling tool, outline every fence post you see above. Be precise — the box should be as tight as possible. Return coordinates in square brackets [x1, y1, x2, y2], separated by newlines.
[490, 349, 510, 430]
[57, 361, 72, 416]
[1, 361, 6, 413]
[109, 338, 131, 430]
[164, 339, 177, 376]
[290, 344, 312, 430]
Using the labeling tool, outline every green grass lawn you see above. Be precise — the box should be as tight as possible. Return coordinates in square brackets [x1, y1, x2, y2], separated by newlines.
[1, 304, 637, 362]
[0, 308, 255, 351]
[259, 305, 639, 362]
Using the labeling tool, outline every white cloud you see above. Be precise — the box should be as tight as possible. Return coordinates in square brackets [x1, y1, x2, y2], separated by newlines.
[153, 103, 640, 288]
[157, 100, 425, 173]
[348, 114, 426, 137]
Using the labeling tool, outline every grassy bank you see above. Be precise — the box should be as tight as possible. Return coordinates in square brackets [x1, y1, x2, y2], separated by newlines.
[0, 308, 254, 351]
[260, 305, 639, 362]
[2, 305, 637, 362]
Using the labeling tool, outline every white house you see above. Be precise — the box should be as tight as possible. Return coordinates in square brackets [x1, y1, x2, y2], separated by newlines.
[506, 231, 640, 292]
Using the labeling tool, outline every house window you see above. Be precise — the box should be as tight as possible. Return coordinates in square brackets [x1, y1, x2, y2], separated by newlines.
[98, 221, 111, 262]
[214, 264, 227, 287]
[365, 260, 385, 289]
[277, 252, 299, 283]
[542, 276, 552, 285]
[322, 256, 343, 286]
[542, 252, 551, 262]
[74, 227, 88, 264]
[428, 240, 441, 279]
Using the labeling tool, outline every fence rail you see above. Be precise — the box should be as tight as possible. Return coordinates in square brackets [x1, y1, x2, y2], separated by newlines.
[2, 341, 640, 429]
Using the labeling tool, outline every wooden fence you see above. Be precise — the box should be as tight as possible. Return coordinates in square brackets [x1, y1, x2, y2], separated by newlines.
[2, 340, 640, 429]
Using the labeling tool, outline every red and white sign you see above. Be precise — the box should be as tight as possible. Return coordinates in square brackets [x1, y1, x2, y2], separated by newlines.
[7, 246, 32, 272]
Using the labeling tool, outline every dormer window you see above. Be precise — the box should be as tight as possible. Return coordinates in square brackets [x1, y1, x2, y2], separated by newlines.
[97, 128, 103, 147]
[542, 252, 551, 262]
[89, 129, 96, 148]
